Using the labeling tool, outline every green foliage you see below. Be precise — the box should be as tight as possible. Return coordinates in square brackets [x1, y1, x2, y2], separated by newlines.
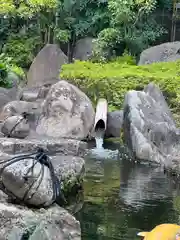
[0, 62, 8, 80]
[0, 61, 12, 87]
[0, 0, 57, 16]
[2, 34, 40, 68]
[10, 65, 25, 79]
[0, 53, 25, 83]
[93, 0, 167, 60]
[54, 28, 71, 43]
[57, 0, 109, 38]
[60, 58, 180, 112]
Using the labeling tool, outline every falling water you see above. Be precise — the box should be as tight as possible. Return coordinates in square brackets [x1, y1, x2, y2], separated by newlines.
[95, 137, 104, 149]
[87, 129, 119, 160]
[94, 129, 104, 149]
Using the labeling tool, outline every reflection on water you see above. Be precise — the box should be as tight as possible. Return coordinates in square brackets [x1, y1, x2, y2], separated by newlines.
[75, 142, 180, 240]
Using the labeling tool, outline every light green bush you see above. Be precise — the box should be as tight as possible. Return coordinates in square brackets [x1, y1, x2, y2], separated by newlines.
[60, 57, 180, 112]
[0, 54, 25, 87]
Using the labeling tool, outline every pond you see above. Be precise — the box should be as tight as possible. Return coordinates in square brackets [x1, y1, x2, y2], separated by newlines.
[75, 141, 180, 240]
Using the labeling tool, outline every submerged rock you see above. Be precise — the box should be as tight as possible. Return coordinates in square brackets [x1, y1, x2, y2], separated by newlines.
[123, 83, 180, 169]
[0, 203, 81, 240]
[36, 80, 95, 140]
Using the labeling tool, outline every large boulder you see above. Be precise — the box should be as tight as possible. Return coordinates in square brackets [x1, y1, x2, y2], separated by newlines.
[0, 203, 81, 240]
[73, 37, 94, 61]
[27, 44, 68, 88]
[123, 83, 180, 167]
[0, 153, 85, 207]
[138, 42, 180, 65]
[105, 110, 123, 138]
[36, 80, 95, 140]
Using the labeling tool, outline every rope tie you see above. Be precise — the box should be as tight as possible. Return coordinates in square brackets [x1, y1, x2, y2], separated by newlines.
[0, 147, 66, 207]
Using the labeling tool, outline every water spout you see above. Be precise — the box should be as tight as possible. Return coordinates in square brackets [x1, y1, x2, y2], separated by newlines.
[93, 99, 108, 149]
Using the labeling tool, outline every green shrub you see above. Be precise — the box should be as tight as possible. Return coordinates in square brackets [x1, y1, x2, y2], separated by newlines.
[0, 53, 25, 79]
[0, 53, 25, 87]
[0, 62, 11, 87]
[10, 65, 25, 79]
[60, 58, 180, 112]
[2, 34, 40, 69]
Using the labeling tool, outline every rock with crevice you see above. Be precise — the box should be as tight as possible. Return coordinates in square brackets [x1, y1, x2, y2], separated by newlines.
[123, 82, 180, 169]
[36, 80, 95, 140]
[0, 203, 81, 240]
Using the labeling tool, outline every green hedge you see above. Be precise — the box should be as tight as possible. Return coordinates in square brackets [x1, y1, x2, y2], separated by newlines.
[60, 57, 180, 112]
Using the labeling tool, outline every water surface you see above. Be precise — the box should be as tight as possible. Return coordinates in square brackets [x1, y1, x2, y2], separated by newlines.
[75, 141, 180, 240]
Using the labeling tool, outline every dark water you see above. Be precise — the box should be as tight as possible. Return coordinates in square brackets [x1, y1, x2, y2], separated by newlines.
[75, 141, 180, 240]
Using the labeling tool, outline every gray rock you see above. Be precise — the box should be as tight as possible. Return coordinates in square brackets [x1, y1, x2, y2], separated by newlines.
[20, 88, 40, 102]
[19, 85, 51, 102]
[36, 80, 95, 140]
[0, 190, 8, 203]
[1, 115, 30, 139]
[27, 44, 68, 88]
[105, 111, 123, 138]
[0, 76, 19, 110]
[0, 203, 81, 240]
[123, 83, 180, 166]
[0, 93, 11, 111]
[0, 86, 19, 112]
[0, 137, 87, 157]
[0, 100, 41, 117]
[0, 100, 42, 129]
[0, 154, 84, 207]
[165, 54, 180, 62]
[7, 71, 20, 87]
[138, 41, 180, 65]
[73, 37, 95, 61]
